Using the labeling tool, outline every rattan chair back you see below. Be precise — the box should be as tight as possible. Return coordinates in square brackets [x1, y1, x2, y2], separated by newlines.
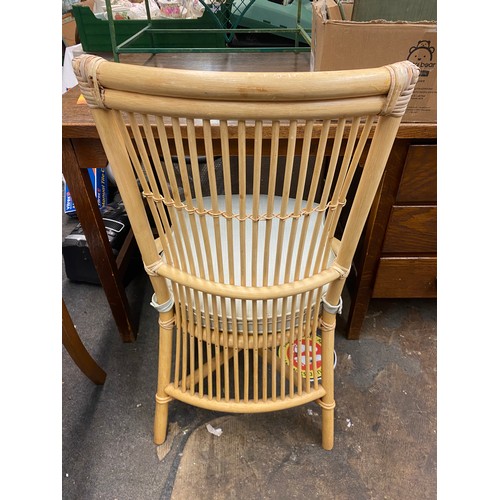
[73, 55, 418, 450]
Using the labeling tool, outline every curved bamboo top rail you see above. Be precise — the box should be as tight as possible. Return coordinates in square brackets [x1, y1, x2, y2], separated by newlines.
[73, 55, 419, 119]
[82, 58, 394, 101]
[63, 53, 435, 140]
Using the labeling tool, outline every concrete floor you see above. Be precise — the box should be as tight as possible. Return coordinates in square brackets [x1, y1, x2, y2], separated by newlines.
[62, 213, 437, 500]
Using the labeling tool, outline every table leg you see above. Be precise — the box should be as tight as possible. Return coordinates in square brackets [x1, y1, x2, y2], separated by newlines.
[62, 138, 137, 342]
[62, 299, 107, 384]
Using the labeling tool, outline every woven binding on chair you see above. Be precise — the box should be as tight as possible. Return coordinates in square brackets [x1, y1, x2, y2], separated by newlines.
[141, 190, 347, 222]
[74, 54, 419, 450]
[72, 55, 106, 109]
[381, 61, 420, 117]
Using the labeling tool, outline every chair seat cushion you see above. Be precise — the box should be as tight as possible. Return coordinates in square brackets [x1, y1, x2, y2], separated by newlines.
[164, 195, 333, 333]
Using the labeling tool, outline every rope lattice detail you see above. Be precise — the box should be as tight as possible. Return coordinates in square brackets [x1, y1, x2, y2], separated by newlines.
[142, 190, 346, 222]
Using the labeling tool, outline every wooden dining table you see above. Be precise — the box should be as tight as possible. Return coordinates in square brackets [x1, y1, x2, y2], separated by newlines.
[62, 52, 436, 343]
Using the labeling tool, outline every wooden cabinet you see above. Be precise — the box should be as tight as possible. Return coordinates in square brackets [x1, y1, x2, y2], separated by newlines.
[373, 257, 437, 297]
[345, 141, 437, 339]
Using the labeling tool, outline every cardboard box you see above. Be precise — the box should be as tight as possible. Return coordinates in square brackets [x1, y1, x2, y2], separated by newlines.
[64, 168, 108, 216]
[311, 0, 437, 122]
[62, 12, 77, 47]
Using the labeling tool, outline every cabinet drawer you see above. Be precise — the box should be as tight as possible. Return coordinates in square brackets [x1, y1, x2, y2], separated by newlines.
[397, 145, 437, 203]
[382, 205, 437, 253]
[373, 257, 437, 298]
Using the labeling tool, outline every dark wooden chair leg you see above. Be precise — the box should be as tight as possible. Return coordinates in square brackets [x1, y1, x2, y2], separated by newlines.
[62, 299, 107, 385]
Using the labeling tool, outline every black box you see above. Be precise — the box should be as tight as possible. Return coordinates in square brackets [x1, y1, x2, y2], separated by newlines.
[62, 200, 139, 285]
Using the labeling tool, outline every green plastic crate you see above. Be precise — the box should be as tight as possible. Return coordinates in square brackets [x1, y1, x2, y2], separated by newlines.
[72, 4, 226, 52]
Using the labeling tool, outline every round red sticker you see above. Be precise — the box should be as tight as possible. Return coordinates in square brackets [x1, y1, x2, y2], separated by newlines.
[281, 337, 322, 380]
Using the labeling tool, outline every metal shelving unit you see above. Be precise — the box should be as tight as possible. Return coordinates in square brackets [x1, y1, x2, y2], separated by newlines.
[104, 0, 311, 61]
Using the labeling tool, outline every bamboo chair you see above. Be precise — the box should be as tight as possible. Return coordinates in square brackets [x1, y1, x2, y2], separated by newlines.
[73, 55, 418, 450]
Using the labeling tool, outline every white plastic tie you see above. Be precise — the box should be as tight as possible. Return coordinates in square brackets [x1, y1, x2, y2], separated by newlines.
[150, 293, 174, 313]
[321, 295, 343, 315]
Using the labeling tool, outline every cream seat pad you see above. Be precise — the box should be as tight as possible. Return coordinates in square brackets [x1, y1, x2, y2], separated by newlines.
[162, 195, 334, 333]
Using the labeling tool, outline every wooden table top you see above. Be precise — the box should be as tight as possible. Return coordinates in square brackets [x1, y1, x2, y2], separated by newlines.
[62, 52, 436, 140]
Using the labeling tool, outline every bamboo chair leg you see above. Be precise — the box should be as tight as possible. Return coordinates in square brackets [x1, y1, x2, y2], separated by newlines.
[319, 311, 336, 450]
[154, 314, 174, 445]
